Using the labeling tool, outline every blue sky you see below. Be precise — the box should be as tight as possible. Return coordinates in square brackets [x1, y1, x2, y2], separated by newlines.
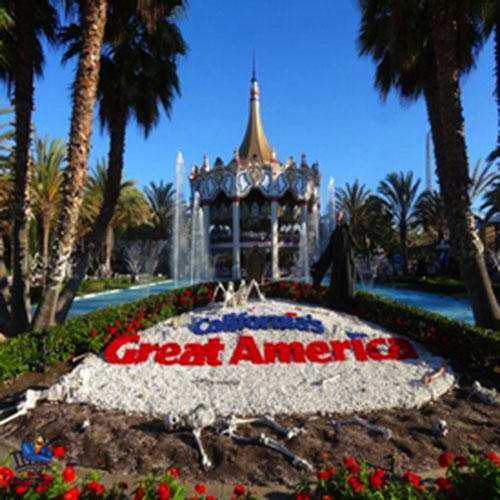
[5, 0, 498, 211]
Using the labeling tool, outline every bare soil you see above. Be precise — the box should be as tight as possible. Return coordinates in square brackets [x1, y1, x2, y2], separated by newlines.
[0, 361, 499, 487]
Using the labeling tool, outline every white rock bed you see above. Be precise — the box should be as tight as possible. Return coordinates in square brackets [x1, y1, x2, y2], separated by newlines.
[49, 299, 455, 418]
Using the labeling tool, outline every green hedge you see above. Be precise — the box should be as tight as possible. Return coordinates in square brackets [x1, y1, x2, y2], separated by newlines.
[263, 282, 500, 370]
[1, 281, 499, 383]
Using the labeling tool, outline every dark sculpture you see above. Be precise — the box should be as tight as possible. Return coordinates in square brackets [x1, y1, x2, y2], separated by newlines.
[311, 212, 355, 311]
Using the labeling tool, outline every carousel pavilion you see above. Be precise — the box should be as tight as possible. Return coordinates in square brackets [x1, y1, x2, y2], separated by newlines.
[189, 72, 321, 280]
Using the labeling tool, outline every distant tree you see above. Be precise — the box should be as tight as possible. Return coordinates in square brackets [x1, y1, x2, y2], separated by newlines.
[469, 158, 499, 202]
[81, 161, 151, 277]
[377, 171, 420, 274]
[144, 180, 175, 238]
[414, 189, 448, 241]
[31, 136, 66, 286]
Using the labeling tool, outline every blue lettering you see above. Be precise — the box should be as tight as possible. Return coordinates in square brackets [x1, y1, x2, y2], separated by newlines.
[193, 318, 211, 335]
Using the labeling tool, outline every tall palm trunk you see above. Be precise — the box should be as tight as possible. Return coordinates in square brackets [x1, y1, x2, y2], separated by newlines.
[430, 1, 500, 329]
[9, 0, 36, 334]
[103, 224, 113, 277]
[56, 104, 127, 321]
[33, 0, 108, 330]
[0, 235, 10, 328]
[41, 213, 51, 287]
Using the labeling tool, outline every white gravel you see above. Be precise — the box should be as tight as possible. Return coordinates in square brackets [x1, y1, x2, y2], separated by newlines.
[50, 299, 455, 418]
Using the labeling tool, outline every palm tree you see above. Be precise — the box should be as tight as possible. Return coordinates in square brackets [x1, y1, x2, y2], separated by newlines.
[414, 190, 448, 241]
[480, 180, 500, 221]
[0, 0, 57, 333]
[80, 161, 151, 276]
[482, 1, 500, 164]
[144, 180, 175, 238]
[33, 0, 109, 331]
[55, 1, 187, 321]
[469, 158, 499, 202]
[335, 180, 373, 251]
[377, 171, 420, 274]
[31, 136, 66, 286]
[358, 0, 500, 328]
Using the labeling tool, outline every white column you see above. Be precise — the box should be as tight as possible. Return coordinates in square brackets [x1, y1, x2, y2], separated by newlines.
[301, 202, 309, 282]
[271, 199, 279, 279]
[232, 199, 241, 279]
[202, 203, 210, 279]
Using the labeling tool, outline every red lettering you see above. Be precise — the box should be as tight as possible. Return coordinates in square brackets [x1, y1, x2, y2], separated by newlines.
[263, 342, 305, 363]
[366, 338, 393, 360]
[305, 341, 331, 363]
[330, 340, 351, 361]
[230, 336, 264, 364]
[205, 338, 225, 366]
[180, 344, 206, 366]
[137, 343, 159, 363]
[104, 335, 140, 364]
[155, 343, 181, 364]
[389, 338, 418, 360]
[351, 339, 368, 361]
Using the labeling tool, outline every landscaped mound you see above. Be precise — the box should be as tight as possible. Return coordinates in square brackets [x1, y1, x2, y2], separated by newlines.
[45, 298, 454, 418]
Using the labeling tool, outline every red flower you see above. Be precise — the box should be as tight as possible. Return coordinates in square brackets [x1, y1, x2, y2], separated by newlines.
[434, 477, 451, 492]
[317, 470, 330, 481]
[137, 311, 145, 320]
[89, 330, 98, 337]
[52, 446, 66, 459]
[206, 496, 216, 500]
[107, 326, 117, 336]
[403, 472, 420, 489]
[348, 476, 363, 493]
[0, 467, 14, 482]
[320, 496, 332, 500]
[233, 484, 246, 497]
[168, 468, 179, 478]
[295, 494, 310, 500]
[134, 489, 145, 500]
[156, 304, 161, 312]
[62, 486, 80, 500]
[0, 479, 8, 490]
[195, 483, 206, 495]
[368, 473, 383, 489]
[486, 451, 500, 465]
[455, 456, 468, 467]
[15, 482, 29, 496]
[115, 320, 121, 327]
[374, 468, 385, 478]
[62, 466, 77, 482]
[438, 451, 454, 468]
[86, 481, 105, 495]
[343, 456, 357, 467]
[158, 483, 170, 500]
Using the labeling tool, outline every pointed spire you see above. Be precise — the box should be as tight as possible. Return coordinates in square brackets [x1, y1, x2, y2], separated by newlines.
[238, 61, 272, 164]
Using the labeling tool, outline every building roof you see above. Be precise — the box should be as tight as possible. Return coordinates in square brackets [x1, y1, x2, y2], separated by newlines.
[238, 75, 273, 164]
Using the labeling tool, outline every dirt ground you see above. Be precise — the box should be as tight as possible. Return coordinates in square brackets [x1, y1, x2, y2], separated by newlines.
[0, 360, 499, 487]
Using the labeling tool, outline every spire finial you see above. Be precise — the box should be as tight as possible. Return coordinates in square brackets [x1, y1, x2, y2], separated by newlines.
[252, 51, 256, 81]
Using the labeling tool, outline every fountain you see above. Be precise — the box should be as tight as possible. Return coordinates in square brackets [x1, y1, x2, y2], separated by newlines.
[189, 191, 211, 284]
[354, 250, 389, 290]
[171, 152, 189, 284]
